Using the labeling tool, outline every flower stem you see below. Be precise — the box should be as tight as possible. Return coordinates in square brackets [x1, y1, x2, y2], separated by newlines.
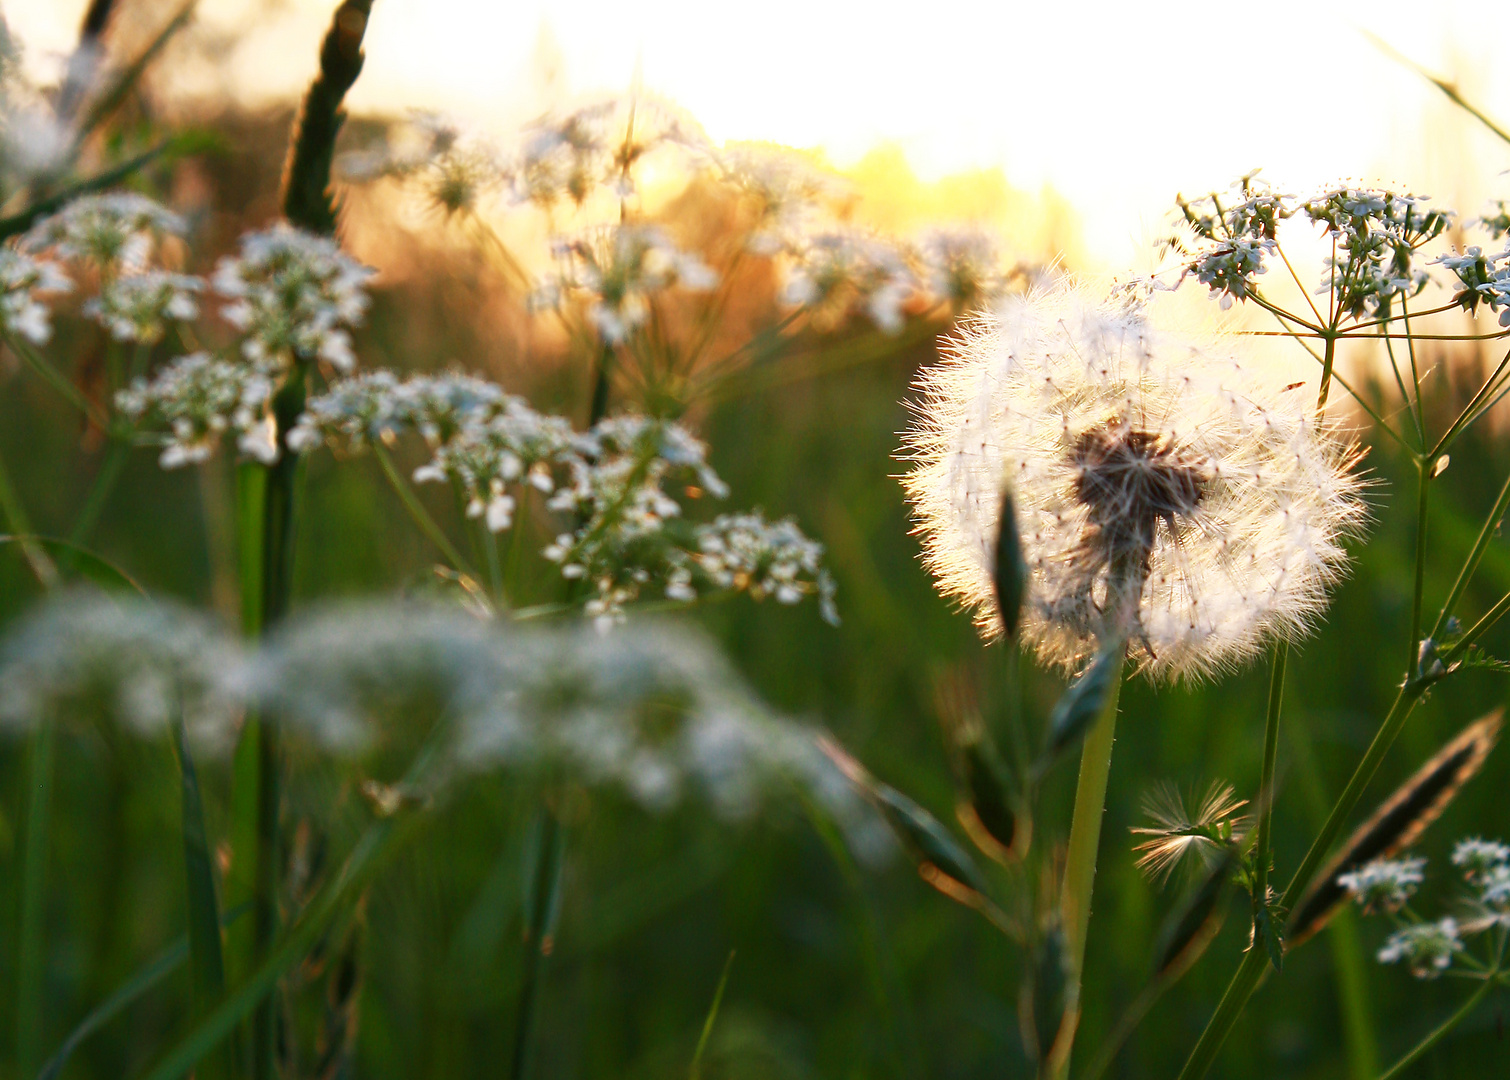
[511, 803, 566, 1080]
[372, 443, 478, 579]
[0, 447, 58, 587]
[1051, 645, 1126, 1080]
[1252, 642, 1288, 916]
[1376, 973, 1499, 1080]
[15, 715, 56, 1080]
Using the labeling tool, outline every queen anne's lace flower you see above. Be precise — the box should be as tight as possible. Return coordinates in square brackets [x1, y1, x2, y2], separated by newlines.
[1338, 857, 1426, 913]
[720, 143, 845, 255]
[536, 224, 716, 344]
[0, 247, 71, 343]
[116, 351, 276, 468]
[902, 284, 1365, 679]
[23, 191, 185, 272]
[339, 111, 505, 217]
[1377, 918, 1463, 978]
[85, 271, 203, 342]
[1451, 837, 1510, 881]
[918, 226, 1008, 310]
[213, 224, 374, 372]
[681, 513, 838, 624]
[782, 228, 916, 333]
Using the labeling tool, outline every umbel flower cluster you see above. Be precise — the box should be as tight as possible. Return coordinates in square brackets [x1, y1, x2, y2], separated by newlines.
[292, 372, 837, 625]
[0, 592, 878, 847]
[1340, 839, 1510, 979]
[902, 284, 1366, 679]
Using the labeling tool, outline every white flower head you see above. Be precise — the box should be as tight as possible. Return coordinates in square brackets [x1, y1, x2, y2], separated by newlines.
[0, 246, 71, 344]
[719, 143, 847, 254]
[1338, 856, 1426, 913]
[919, 225, 1008, 310]
[1451, 837, 1510, 883]
[901, 283, 1366, 679]
[213, 224, 374, 373]
[782, 227, 916, 333]
[339, 111, 506, 217]
[116, 351, 275, 469]
[1377, 917, 1463, 979]
[85, 271, 204, 343]
[24, 192, 186, 273]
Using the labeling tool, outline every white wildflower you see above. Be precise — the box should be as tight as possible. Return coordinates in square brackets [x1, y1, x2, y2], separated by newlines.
[0, 247, 71, 344]
[537, 224, 716, 344]
[1451, 837, 1510, 882]
[901, 284, 1365, 679]
[116, 351, 275, 469]
[1377, 917, 1463, 978]
[213, 224, 373, 372]
[338, 111, 505, 217]
[687, 512, 838, 624]
[782, 227, 916, 333]
[1338, 857, 1426, 913]
[24, 192, 185, 273]
[290, 371, 514, 453]
[919, 225, 1007, 310]
[84, 270, 203, 343]
[720, 143, 845, 255]
[1480, 864, 1510, 910]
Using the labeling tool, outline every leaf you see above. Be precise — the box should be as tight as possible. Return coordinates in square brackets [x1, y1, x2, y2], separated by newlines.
[871, 782, 989, 901]
[1251, 902, 1284, 973]
[1046, 645, 1123, 758]
[1155, 851, 1237, 979]
[953, 730, 1025, 863]
[993, 489, 1028, 640]
[0, 534, 145, 594]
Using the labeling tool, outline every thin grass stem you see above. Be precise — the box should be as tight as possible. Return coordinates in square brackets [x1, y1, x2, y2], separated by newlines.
[1375, 970, 1500, 1080]
[15, 716, 56, 1080]
[510, 804, 567, 1080]
[372, 443, 478, 579]
[5, 332, 109, 430]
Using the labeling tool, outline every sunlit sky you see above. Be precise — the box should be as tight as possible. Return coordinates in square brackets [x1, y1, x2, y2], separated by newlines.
[10, 0, 1510, 266]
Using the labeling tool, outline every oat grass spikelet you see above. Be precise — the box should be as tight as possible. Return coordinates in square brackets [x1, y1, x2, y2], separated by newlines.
[902, 283, 1365, 679]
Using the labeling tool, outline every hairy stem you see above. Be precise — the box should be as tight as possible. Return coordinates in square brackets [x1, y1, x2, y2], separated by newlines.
[1252, 642, 1287, 916]
[1051, 646, 1126, 1080]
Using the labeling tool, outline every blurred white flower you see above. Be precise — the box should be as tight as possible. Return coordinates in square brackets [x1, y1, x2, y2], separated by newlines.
[84, 270, 203, 343]
[902, 283, 1365, 679]
[537, 223, 716, 344]
[1377, 917, 1463, 979]
[918, 225, 1008, 310]
[1451, 837, 1510, 882]
[116, 351, 275, 468]
[719, 143, 846, 255]
[24, 191, 186, 273]
[782, 227, 916, 333]
[214, 224, 373, 372]
[338, 111, 506, 217]
[0, 247, 71, 344]
[684, 513, 838, 624]
[1338, 856, 1426, 913]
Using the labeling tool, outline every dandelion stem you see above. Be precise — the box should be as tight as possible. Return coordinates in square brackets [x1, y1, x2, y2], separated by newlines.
[1375, 967, 1500, 1080]
[15, 715, 56, 1080]
[1409, 462, 1431, 676]
[1051, 644, 1126, 1080]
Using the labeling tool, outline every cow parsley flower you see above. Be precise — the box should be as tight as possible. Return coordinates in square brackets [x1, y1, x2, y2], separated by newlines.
[85, 271, 204, 343]
[1451, 837, 1510, 882]
[782, 228, 916, 333]
[24, 192, 186, 273]
[0, 247, 71, 343]
[536, 224, 716, 344]
[1377, 917, 1463, 979]
[290, 371, 515, 453]
[116, 351, 276, 468]
[1338, 856, 1426, 913]
[918, 226, 1007, 310]
[901, 284, 1364, 679]
[339, 111, 505, 217]
[683, 513, 838, 624]
[720, 143, 845, 255]
[213, 224, 374, 372]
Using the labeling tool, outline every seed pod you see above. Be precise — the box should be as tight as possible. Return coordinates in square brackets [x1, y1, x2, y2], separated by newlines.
[955, 733, 1028, 863]
[1155, 849, 1238, 980]
[872, 782, 990, 903]
[1288, 710, 1501, 948]
[1045, 645, 1122, 759]
[1019, 925, 1071, 1064]
[994, 489, 1028, 640]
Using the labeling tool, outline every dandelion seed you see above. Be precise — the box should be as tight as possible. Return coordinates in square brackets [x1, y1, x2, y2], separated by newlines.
[0, 247, 71, 344]
[1377, 918, 1462, 978]
[902, 283, 1364, 678]
[84, 271, 204, 343]
[1131, 781, 1250, 883]
[1337, 856, 1426, 913]
[116, 352, 276, 468]
[24, 192, 186, 273]
[213, 224, 374, 372]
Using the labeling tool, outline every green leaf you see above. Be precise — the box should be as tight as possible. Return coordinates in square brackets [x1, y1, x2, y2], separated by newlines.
[1252, 902, 1284, 973]
[1045, 645, 1123, 759]
[0, 535, 145, 594]
[951, 724, 1024, 863]
[871, 782, 989, 900]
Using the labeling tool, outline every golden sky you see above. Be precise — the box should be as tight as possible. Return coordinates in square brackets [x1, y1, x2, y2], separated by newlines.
[10, 0, 1510, 266]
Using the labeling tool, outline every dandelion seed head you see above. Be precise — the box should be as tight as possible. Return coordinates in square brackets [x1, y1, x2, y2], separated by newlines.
[213, 224, 373, 372]
[901, 283, 1365, 679]
[1377, 917, 1462, 978]
[84, 271, 204, 343]
[24, 192, 185, 273]
[0, 246, 71, 344]
[1338, 856, 1426, 913]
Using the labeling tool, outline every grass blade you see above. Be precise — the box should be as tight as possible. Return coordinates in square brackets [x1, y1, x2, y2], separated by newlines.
[689, 951, 736, 1080]
[511, 804, 567, 1080]
[0, 534, 145, 594]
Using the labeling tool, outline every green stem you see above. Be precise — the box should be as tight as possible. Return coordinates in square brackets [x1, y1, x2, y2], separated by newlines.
[5, 332, 109, 431]
[1051, 646, 1126, 1080]
[1252, 642, 1287, 915]
[16, 717, 57, 1080]
[1430, 469, 1510, 642]
[1376, 975, 1499, 1080]
[372, 443, 478, 579]
[1409, 461, 1431, 676]
[66, 437, 131, 548]
[510, 803, 567, 1080]
[0, 449, 58, 587]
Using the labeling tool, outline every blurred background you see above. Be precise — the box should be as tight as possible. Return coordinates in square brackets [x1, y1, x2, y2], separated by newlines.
[3, 1, 1510, 1078]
